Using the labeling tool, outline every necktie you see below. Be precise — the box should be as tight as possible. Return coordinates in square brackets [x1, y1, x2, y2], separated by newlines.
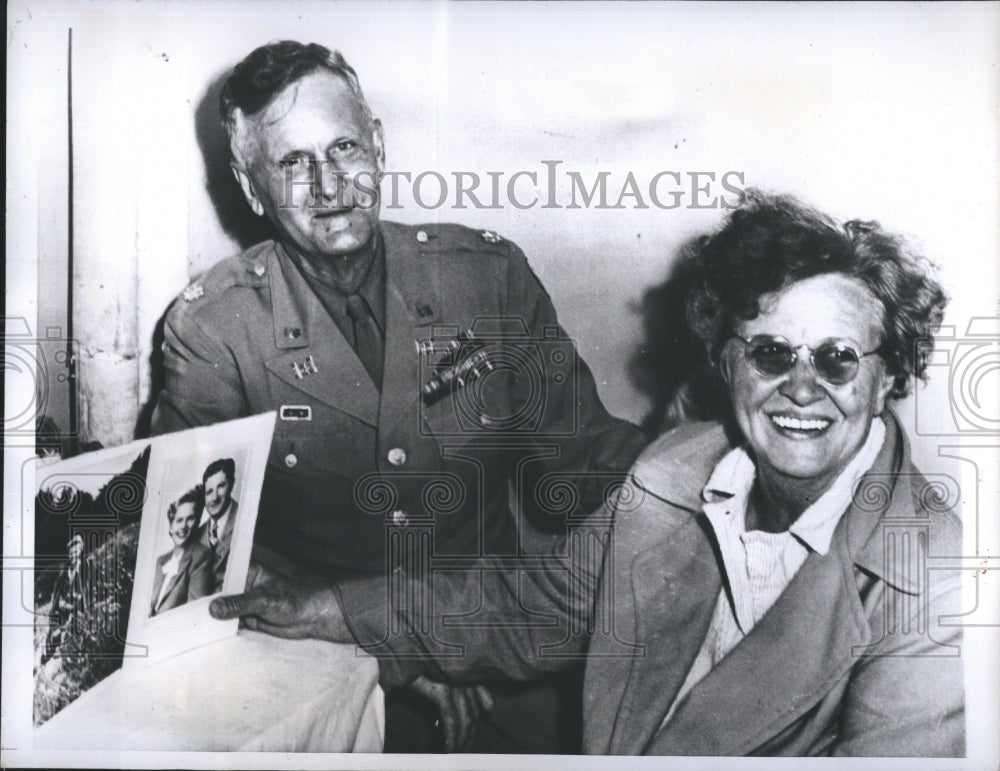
[210, 521, 218, 548]
[346, 294, 383, 387]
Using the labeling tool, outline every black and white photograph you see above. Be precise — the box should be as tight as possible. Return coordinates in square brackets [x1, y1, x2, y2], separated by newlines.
[4, 0, 999, 768]
[148, 452, 247, 618]
[31, 441, 152, 726]
[31, 413, 279, 751]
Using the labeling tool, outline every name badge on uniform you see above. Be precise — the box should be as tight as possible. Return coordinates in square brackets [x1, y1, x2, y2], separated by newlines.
[280, 405, 312, 421]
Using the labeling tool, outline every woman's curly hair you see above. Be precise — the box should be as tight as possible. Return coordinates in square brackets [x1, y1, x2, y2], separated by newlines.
[685, 190, 947, 399]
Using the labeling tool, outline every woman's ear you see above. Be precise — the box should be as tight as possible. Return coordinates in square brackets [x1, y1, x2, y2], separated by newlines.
[874, 367, 896, 416]
[717, 344, 733, 386]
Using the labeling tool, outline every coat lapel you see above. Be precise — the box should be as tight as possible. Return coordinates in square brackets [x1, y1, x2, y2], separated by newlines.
[647, 531, 870, 755]
[153, 550, 191, 612]
[605, 515, 722, 755]
[377, 222, 443, 439]
[264, 244, 379, 425]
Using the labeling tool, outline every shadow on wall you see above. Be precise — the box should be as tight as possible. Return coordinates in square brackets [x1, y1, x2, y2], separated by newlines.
[136, 70, 278, 439]
[195, 68, 277, 251]
[629, 235, 730, 437]
[134, 309, 167, 440]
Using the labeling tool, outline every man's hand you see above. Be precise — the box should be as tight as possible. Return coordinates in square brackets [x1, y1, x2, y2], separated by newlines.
[209, 573, 352, 644]
[408, 675, 494, 752]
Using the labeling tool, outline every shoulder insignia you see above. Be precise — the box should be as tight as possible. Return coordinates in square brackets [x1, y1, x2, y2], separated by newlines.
[480, 229, 503, 244]
[182, 283, 205, 303]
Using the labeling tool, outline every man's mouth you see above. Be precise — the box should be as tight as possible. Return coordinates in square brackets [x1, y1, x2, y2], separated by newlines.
[313, 206, 352, 218]
[769, 414, 833, 435]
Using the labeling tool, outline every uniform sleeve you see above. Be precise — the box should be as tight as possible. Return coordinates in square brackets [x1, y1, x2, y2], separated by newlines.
[502, 242, 650, 521]
[333, 488, 621, 691]
[832, 556, 965, 756]
[150, 301, 247, 434]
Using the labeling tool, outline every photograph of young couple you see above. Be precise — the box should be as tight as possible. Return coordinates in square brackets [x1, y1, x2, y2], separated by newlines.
[150, 459, 239, 616]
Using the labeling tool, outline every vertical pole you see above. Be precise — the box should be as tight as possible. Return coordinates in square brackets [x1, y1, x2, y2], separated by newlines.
[66, 27, 79, 456]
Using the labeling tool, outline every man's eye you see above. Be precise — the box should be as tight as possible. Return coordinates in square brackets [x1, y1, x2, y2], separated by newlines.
[333, 141, 358, 154]
[279, 156, 308, 168]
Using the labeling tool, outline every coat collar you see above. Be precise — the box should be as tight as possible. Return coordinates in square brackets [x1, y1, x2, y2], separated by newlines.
[630, 409, 920, 592]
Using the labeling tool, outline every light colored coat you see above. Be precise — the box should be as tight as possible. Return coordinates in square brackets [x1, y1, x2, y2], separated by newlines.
[150, 541, 213, 615]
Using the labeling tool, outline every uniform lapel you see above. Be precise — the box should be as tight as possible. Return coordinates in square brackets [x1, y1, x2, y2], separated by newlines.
[605, 517, 721, 755]
[647, 513, 871, 755]
[377, 223, 443, 438]
[265, 244, 379, 425]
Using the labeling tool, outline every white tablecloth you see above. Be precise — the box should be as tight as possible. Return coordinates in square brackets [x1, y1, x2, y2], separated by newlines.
[35, 631, 384, 752]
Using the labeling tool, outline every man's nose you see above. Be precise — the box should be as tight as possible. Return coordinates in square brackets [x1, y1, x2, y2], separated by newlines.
[777, 354, 826, 406]
[315, 161, 348, 204]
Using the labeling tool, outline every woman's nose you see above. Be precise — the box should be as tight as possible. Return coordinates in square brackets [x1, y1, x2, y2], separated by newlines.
[778, 353, 826, 405]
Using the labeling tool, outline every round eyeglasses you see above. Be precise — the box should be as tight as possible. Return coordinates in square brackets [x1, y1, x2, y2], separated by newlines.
[731, 334, 883, 386]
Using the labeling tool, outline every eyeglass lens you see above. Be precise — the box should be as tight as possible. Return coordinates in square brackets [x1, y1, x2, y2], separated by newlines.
[745, 336, 860, 385]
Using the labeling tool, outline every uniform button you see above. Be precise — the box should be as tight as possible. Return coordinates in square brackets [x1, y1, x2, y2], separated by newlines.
[253, 264, 266, 277]
[416, 230, 428, 243]
[387, 447, 407, 467]
[284, 453, 298, 468]
[392, 509, 408, 525]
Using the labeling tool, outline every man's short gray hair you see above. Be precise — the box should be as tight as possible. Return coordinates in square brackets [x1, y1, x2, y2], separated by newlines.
[220, 41, 374, 168]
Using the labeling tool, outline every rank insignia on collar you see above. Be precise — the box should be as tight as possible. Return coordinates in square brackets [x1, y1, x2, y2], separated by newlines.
[480, 229, 503, 244]
[182, 283, 204, 302]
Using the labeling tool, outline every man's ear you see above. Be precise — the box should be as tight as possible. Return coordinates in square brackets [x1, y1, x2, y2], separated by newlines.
[231, 161, 265, 217]
[370, 119, 386, 170]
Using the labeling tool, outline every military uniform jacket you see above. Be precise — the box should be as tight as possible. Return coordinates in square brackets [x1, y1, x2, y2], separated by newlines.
[335, 411, 964, 755]
[151, 222, 647, 576]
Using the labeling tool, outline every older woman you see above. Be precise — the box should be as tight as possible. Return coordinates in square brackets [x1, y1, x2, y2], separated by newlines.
[572, 191, 962, 756]
[151, 487, 214, 616]
[211, 192, 963, 757]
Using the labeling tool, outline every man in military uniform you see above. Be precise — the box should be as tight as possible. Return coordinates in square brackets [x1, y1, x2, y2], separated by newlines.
[152, 40, 647, 752]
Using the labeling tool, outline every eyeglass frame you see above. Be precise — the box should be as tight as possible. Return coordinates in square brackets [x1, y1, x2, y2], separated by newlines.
[729, 333, 885, 385]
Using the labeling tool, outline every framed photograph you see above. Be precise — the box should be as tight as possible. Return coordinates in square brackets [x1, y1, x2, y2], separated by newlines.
[29, 413, 274, 734]
[124, 413, 275, 668]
